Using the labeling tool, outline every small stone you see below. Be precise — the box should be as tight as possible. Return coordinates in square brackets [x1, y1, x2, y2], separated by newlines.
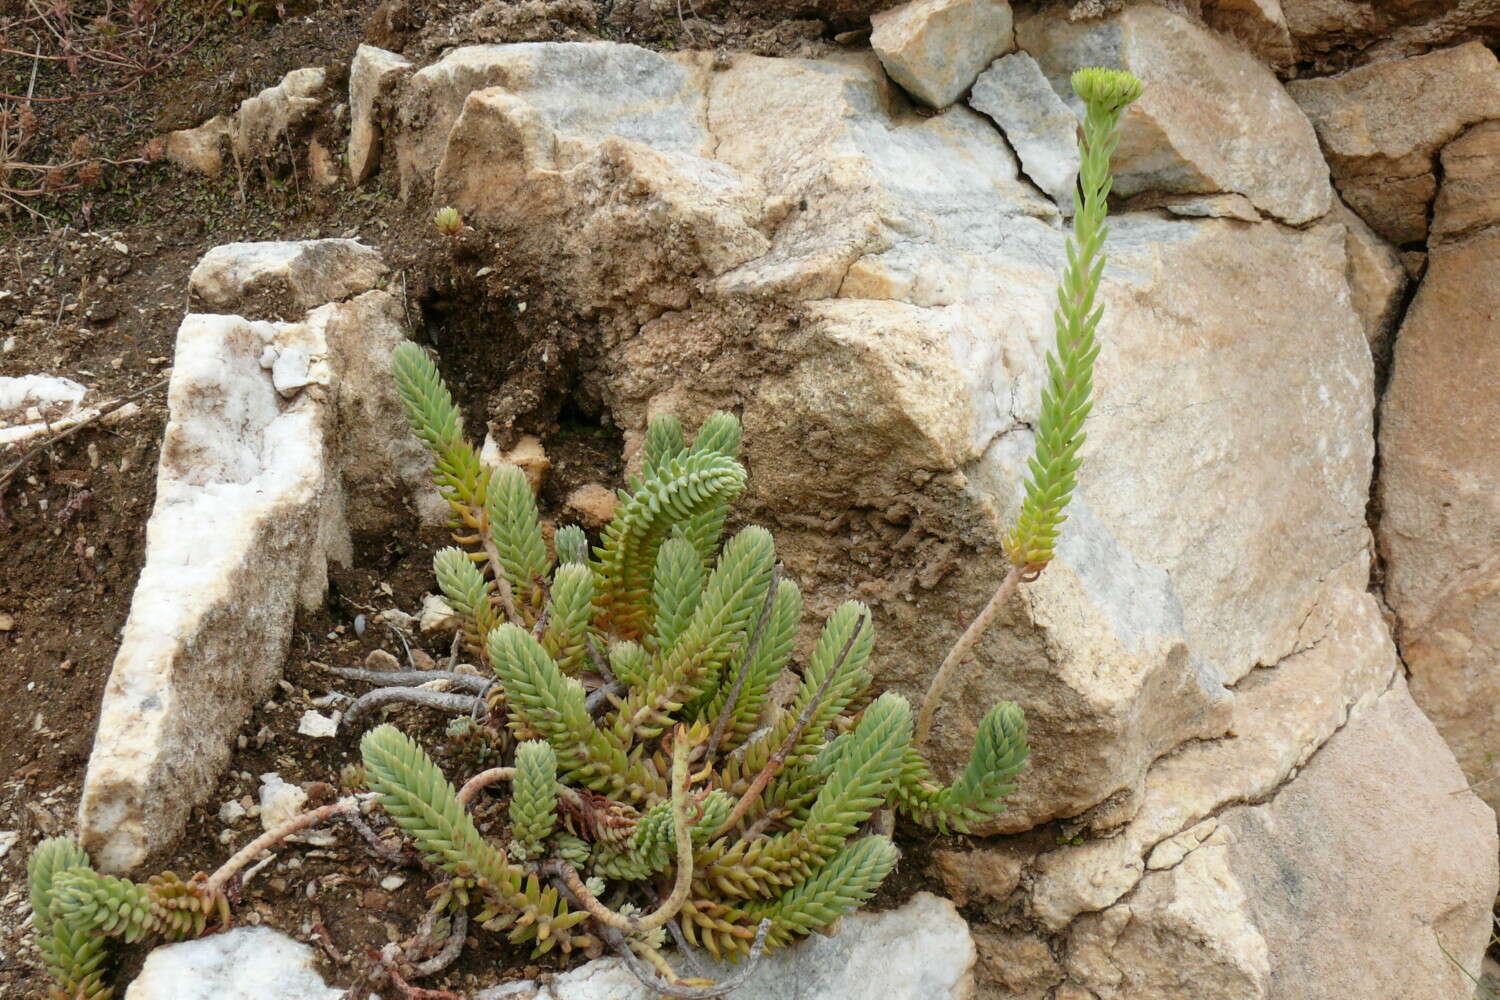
[0, 830, 18, 860]
[379, 874, 406, 891]
[219, 800, 248, 825]
[871, 0, 1015, 108]
[500, 434, 551, 494]
[564, 484, 619, 530]
[0, 612, 13, 631]
[420, 594, 460, 633]
[365, 648, 402, 672]
[361, 888, 390, 910]
[296, 710, 339, 739]
[124, 925, 343, 1000]
[259, 773, 308, 831]
[164, 117, 232, 178]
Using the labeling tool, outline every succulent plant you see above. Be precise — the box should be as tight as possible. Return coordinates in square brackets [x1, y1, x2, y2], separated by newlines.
[380, 349, 1033, 971]
[27, 65, 1143, 1000]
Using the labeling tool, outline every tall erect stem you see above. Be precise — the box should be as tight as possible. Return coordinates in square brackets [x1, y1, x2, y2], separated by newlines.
[918, 69, 1144, 749]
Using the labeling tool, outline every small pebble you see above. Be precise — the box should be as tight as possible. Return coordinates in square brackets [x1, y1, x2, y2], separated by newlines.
[379, 874, 406, 891]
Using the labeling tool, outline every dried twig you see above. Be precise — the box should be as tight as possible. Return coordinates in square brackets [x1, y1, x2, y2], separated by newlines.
[207, 800, 355, 895]
[409, 903, 468, 978]
[320, 664, 490, 693]
[0, 376, 166, 492]
[455, 766, 516, 805]
[545, 731, 694, 935]
[340, 688, 479, 734]
[585, 679, 625, 718]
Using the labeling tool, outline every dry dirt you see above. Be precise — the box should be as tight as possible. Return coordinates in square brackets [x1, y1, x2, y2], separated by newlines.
[0, 3, 976, 997]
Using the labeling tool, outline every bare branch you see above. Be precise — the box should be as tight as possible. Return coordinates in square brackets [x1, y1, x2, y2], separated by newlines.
[340, 688, 479, 734]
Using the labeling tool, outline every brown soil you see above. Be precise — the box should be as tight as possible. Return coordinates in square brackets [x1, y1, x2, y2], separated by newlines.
[0, 2, 979, 997]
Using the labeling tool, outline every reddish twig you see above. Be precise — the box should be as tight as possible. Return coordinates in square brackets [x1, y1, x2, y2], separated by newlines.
[206, 800, 355, 895]
[914, 563, 1023, 747]
[455, 766, 516, 805]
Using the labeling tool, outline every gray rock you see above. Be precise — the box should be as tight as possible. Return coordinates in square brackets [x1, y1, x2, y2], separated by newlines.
[80, 246, 435, 872]
[483, 893, 975, 999]
[1378, 226, 1500, 819]
[870, 0, 1015, 108]
[1017, 4, 1331, 225]
[125, 926, 341, 1000]
[969, 51, 1079, 213]
[232, 67, 327, 164]
[396, 42, 711, 198]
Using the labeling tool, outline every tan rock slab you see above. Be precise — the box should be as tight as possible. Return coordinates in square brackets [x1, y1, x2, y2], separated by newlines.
[347, 44, 413, 185]
[1331, 197, 1406, 362]
[1378, 226, 1500, 815]
[1063, 674, 1496, 1000]
[1288, 41, 1500, 244]
[1432, 119, 1500, 240]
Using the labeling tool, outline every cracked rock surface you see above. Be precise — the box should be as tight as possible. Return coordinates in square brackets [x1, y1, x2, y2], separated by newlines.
[335, 28, 1497, 996]
[94, 15, 1500, 996]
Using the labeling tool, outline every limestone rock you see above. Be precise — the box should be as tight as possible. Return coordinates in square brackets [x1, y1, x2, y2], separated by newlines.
[971, 927, 1062, 999]
[1432, 119, 1500, 241]
[1287, 41, 1500, 245]
[1331, 197, 1406, 362]
[410, 43, 1371, 832]
[492, 893, 976, 999]
[397, 42, 712, 199]
[869, 0, 1015, 108]
[705, 53, 1053, 304]
[233, 66, 327, 163]
[1027, 582, 1393, 930]
[1378, 226, 1500, 815]
[1201, 0, 1295, 69]
[1017, 4, 1330, 225]
[1065, 677, 1497, 1000]
[1219, 679, 1496, 999]
[77, 309, 342, 873]
[80, 245, 433, 872]
[969, 51, 1079, 213]
[189, 239, 386, 320]
[348, 44, 413, 184]
[125, 926, 342, 1000]
[164, 116, 232, 178]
